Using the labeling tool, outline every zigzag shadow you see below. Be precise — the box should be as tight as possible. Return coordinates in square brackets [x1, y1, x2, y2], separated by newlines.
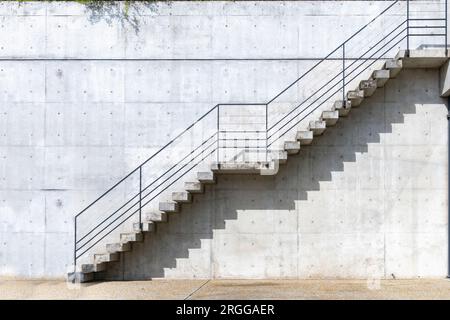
[98, 68, 444, 281]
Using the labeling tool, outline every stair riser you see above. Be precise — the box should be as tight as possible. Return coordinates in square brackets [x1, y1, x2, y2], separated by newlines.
[271, 151, 288, 164]
[172, 192, 192, 203]
[184, 182, 204, 193]
[321, 111, 339, 126]
[120, 233, 143, 243]
[333, 101, 351, 117]
[323, 118, 338, 126]
[145, 211, 167, 223]
[106, 243, 131, 254]
[372, 70, 390, 87]
[296, 131, 314, 145]
[67, 272, 94, 283]
[197, 172, 216, 184]
[337, 108, 351, 117]
[385, 59, 402, 78]
[94, 253, 119, 264]
[133, 222, 155, 233]
[347, 91, 364, 107]
[308, 121, 327, 136]
[159, 202, 179, 213]
[284, 142, 300, 155]
[81, 263, 106, 273]
[359, 82, 377, 97]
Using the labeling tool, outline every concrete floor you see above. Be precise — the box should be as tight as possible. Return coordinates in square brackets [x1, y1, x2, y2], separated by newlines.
[0, 279, 449, 299]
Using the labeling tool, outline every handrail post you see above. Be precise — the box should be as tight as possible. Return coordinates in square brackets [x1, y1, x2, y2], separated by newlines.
[446, 0, 448, 56]
[265, 104, 268, 162]
[73, 216, 77, 273]
[139, 166, 142, 227]
[342, 43, 345, 104]
[217, 105, 220, 163]
[406, 0, 410, 55]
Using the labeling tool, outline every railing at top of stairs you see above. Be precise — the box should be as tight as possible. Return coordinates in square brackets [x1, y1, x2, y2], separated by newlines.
[73, 0, 448, 270]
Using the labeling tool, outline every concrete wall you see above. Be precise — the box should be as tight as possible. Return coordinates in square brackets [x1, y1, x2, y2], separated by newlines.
[0, 0, 448, 279]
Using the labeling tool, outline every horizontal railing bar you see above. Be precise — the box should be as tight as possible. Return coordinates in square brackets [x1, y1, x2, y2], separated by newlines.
[219, 138, 266, 141]
[219, 146, 266, 149]
[408, 18, 446, 21]
[408, 25, 446, 28]
[218, 103, 267, 106]
[219, 130, 265, 133]
[409, 33, 446, 36]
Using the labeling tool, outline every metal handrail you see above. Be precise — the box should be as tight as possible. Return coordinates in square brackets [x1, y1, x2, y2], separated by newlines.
[73, 0, 449, 270]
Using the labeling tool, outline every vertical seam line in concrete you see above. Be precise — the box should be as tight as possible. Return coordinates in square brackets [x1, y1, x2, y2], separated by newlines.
[45, 2, 48, 56]
[383, 74, 387, 279]
[183, 279, 210, 300]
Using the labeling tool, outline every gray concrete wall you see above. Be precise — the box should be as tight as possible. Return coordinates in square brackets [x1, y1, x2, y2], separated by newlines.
[0, 1, 448, 279]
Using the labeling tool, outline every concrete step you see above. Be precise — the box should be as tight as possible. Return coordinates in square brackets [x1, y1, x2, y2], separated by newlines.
[172, 191, 192, 203]
[346, 89, 364, 107]
[106, 242, 131, 254]
[359, 79, 377, 97]
[145, 211, 168, 223]
[94, 253, 119, 265]
[159, 201, 179, 213]
[81, 263, 106, 273]
[270, 150, 288, 164]
[384, 59, 402, 78]
[371, 69, 390, 87]
[333, 100, 351, 117]
[320, 110, 339, 126]
[395, 49, 448, 68]
[211, 162, 271, 174]
[308, 120, 327, 136]
[133, 221, 155, 232]
[184, 181, 204, 194]
[67, 272, 94, 283]
[197, 171, 216, 183]
[284, 141, 301, 155]
[296, 130, 313, 145]
[120, 232, 143, 243]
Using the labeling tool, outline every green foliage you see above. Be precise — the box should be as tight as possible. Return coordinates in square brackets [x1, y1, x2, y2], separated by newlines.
[14, 1, 169, 33]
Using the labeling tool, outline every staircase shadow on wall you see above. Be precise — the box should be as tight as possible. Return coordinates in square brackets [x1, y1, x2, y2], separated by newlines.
[99, 69, 432, 281]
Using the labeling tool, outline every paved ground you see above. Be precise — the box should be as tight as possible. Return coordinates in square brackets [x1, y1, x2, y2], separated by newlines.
[0, 279, 449, 299]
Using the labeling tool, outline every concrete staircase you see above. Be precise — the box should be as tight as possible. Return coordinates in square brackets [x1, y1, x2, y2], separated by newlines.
[68, 49, 449, 283]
